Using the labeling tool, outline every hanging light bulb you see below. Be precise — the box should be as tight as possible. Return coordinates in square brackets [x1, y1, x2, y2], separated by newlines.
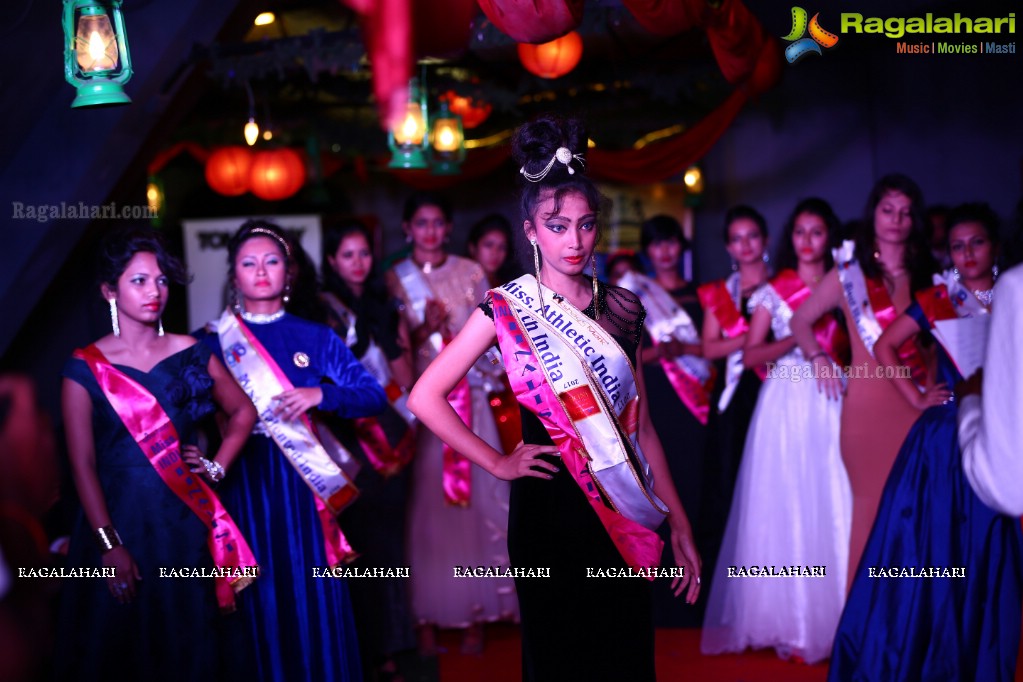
[254, 12, 275, 26]
[244, 117, 260, 146]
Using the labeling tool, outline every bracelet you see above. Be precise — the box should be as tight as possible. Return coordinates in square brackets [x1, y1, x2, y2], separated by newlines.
[807, 351, 828, 362]
[95, 525, 123, 553]
[202, 458, 225, 483]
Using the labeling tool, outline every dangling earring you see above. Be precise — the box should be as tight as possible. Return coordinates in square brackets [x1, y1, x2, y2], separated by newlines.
[283, 282, 292, 305]
[730, 258, 738, 272]
[229, 281, 242, 313]
[531, 238, 545, 313]
[591, 253, 600, 320]
[993, 264, 1000, 281]
[108, 298, 120, 337]
[762, 252, 770, 263]
[157, 319, 165, 337]
[952, 267, 961, 282]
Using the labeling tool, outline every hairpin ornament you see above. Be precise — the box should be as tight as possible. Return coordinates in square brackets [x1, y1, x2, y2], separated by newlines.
[519, 146, 586, 183]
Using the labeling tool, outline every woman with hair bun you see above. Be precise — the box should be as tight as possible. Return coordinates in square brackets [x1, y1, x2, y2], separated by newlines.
[197, 220, 388, 682]
[408, 114, 701, 680]
[56, 228, 258, 680]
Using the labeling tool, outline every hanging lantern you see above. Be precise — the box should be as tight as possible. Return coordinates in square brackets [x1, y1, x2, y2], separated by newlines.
[517, 31, 583, 79]
[429, 101, 465, 175]
[146, 175, 164, 217]
[388, 78, 429, 169]
[205, 146, 253, 197]
[249, 148, 306, 201]
[441, 91, 492, 130]
[63, 0, 133, 108]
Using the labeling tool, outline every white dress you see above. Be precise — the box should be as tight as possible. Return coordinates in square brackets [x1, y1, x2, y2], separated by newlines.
[701, 282, 851, 664]
[391, 255, 519, 627]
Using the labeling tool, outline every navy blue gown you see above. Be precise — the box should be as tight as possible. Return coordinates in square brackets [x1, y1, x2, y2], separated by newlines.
[55, 343, 222, 682]
[199, 313, 387, 682]
[829, 302, 1023, 681]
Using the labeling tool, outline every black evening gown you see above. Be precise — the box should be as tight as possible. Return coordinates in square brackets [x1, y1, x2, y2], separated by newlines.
[54, 343, 222, 682]
[641, 281, 708, 628]
[483, 281, 656, 682]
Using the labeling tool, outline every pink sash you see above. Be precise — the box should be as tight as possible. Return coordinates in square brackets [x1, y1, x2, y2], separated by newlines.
[697, 279, 769, 381]
[771, 269, 850, 365]
[865, 276, 928, 386]
[490, 287, 664, 574]
[75, 344, 257, 612]
[442, 376, 473, 506]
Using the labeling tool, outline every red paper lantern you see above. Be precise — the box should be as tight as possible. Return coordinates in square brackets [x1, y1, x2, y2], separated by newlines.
[517, 31, 583, 79]
[205, 146, 252, 197]
[249, 148, 306, 201]
[441, 91, 492, 129]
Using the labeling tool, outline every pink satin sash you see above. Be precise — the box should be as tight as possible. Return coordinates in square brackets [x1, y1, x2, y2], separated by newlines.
[698, 279, 768, 380]
[771, 269, 851, 365]
[75, 344, 257, 612]
[442, 375, 473, 506]
[865, 276, 928, 386]
[491, 291, 663, 574]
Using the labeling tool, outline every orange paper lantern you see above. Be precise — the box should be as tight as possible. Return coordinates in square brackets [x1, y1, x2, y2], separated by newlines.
[517, 31, 583, 79]
[205, 146, 252, 197]
[249, 148, 306, 201]
[441, 91, 492, 129]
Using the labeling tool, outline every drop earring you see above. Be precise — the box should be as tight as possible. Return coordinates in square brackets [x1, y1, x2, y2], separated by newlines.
[108, 298, 120, 337]
[283, 282, 292, 305]
[762, 252, 770, 264]
[157, 318, 165, 337]
[993, 264, 1000, 281]
[952, 267, 961, 282]
[591, 253, 600, 320]
[730, 258, 738, 272]
[531, 238, 545, 313]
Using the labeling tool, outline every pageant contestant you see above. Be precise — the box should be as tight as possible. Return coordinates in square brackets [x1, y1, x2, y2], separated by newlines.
[57, 229, 258, 680]
[408, 114, 701, 681]
[467, 212, 523, 288]
[385, 192, 517, 655]
[198, 221, 387, 682]
[791, 174, 936, 588]
[696, 206, 769, 590]
[320, 219, 417, 677]
[617, 214, 712, 627]
[830, 204, 1023, 681]
[702, 198, 852, 663]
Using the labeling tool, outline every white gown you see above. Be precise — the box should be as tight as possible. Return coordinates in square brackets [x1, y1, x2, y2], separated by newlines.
[701, 282, 852, 664]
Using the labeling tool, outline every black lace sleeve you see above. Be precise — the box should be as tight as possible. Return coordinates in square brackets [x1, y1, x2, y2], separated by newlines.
[597, 283, 646, 349]
[479, 292, 495, 320]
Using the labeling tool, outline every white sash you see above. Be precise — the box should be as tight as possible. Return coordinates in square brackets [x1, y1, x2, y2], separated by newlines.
[393, 258, 443, 354]
[498, 276, 668, 528]
[718, 272, 747, 412]
[933, 269, 988, 318]
[618, 271, 713, 382]
[834, 240, 886, 356]
[216, 310, 359, 514]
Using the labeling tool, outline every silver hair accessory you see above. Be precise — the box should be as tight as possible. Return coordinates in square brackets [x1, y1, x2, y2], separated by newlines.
[520, 146, 586, 183]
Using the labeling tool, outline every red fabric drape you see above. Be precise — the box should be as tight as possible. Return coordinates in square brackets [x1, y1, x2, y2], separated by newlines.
[619, 0, 705, 37]
[476, 0, 585, 43]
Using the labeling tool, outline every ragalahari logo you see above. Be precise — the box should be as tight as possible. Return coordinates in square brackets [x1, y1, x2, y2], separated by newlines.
[783, 7, 839, 63]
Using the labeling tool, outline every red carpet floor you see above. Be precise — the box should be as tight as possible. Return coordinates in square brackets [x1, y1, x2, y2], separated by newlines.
[437, 624, 1023, 682]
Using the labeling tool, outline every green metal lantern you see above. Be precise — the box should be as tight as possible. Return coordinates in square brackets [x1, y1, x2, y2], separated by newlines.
[63, 0, 133, 108]
[387, 78, 429, 170]
[429, 100, 466, 175]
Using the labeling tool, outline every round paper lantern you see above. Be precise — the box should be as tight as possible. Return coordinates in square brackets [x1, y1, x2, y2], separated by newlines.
[205, 146, 252, 196]
[249, 148, 306, 201]
[517, 31, 583, 79]
[441, 91, 492, 129]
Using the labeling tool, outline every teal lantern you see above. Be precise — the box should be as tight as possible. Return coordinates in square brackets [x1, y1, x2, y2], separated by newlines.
[429, 100, 466, 175]
[63, 0, 133, 108]
[387, 78, 429, 169]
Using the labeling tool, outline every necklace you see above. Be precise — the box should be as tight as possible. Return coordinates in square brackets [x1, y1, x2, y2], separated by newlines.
[241, 309, 285, 324]
[973, 288, 994, 307]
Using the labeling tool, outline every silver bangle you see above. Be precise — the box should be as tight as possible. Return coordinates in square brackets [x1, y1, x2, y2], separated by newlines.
[95, 525, 123, 553]
[202, 458, 225, 483]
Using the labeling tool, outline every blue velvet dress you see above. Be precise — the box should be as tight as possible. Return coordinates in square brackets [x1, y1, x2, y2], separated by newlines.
[55, 343, 222, 681]
[199, 313, 387, 682]
[829, 302, 1023, 681]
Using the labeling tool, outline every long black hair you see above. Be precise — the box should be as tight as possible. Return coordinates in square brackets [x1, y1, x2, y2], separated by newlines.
[466, 212, 522, 284]
[774, 198, 842, 272]
[855, 173, 936, 292]
[321, 218, 400, 359]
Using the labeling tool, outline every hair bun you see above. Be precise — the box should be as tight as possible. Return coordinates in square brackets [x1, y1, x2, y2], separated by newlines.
[512, 114, 588, 183]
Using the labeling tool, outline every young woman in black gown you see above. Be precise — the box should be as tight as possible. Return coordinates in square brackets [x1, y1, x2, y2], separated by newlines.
[407, 115, 701, 681]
